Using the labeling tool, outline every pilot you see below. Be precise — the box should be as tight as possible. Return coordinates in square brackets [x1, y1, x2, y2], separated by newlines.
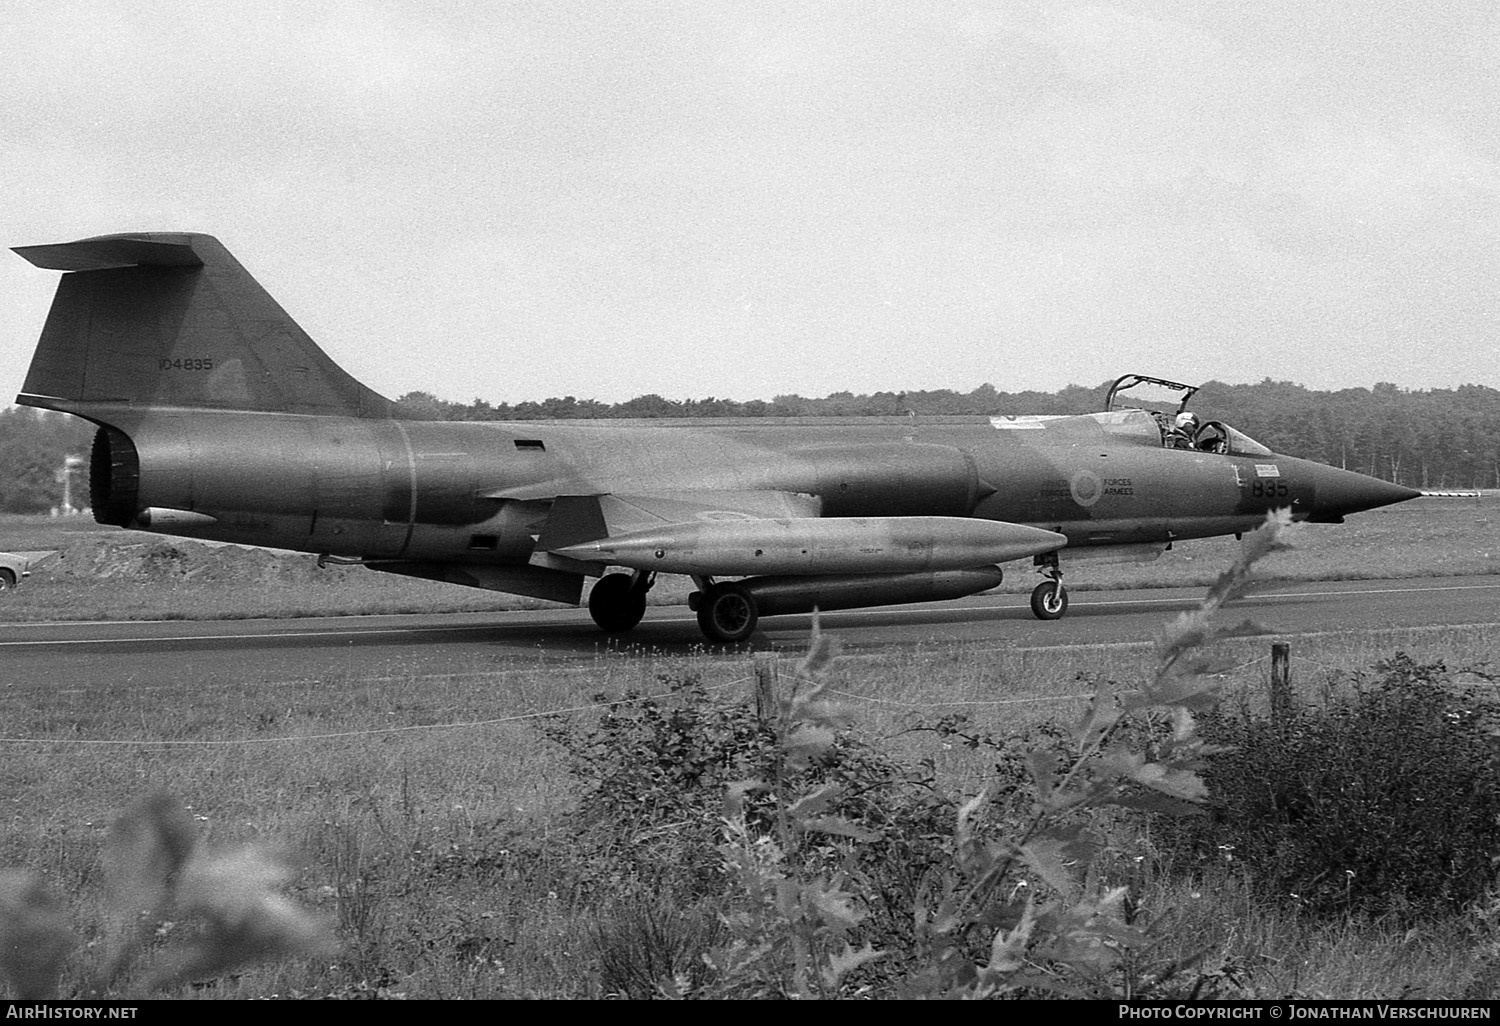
[1168, 412, 1199, 449]
[1194, 421, 1228, 454]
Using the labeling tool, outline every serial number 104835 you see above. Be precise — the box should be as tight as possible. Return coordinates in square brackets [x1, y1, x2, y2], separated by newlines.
[158, 358, 214, 371]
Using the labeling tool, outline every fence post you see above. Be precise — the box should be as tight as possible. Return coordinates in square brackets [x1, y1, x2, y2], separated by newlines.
[754, 653, 779, 724]
[1270, 642, 1291, 727]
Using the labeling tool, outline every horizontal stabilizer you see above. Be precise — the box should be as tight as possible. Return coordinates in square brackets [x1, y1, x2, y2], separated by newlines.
[14, 235, 204, 272]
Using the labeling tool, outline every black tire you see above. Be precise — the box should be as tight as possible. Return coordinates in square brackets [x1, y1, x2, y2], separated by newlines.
[695, 583, 758, 643]
[587, 572, 647, 632]
[0, 569, 15, 592]
[1029, 580, 1068, 620]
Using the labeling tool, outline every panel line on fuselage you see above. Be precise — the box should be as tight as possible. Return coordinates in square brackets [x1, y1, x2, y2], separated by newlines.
[390, 419, 419, 557]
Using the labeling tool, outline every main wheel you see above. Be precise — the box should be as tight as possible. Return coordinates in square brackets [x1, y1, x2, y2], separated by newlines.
[695, 583, 758, 643]
[1029, 580, 1068, 620]
[0, 569, 15, 592]
[588, 572, 647, 632]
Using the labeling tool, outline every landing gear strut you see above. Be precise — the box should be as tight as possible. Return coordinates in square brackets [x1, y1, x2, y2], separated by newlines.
[1030, 554, 1068, 620]
[587, 570, 654, 632]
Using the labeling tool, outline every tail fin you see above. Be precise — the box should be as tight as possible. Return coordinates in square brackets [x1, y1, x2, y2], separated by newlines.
[13, 232, 406, 419]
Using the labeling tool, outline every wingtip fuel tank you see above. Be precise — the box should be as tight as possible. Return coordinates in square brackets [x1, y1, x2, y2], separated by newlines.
[551, 516, 1067, 576]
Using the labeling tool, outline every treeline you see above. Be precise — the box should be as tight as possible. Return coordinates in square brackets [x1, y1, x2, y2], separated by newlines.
[397, 378, 1500, 490]
[393, 382, 1102, 422]
[0, 379, 1495, 514]
[1192, 380, 1500, 491]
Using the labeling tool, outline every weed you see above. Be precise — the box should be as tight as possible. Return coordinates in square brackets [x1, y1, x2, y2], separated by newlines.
[539, 656, 960, 996]
[589, 891, 723, 999]
[539, 672, 777, 897]
[0, 794, 332, 998]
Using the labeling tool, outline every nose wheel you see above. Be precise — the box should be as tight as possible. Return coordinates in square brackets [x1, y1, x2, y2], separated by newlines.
[1030, 554, 1068, 620]
[1029, 579, 1068, 620]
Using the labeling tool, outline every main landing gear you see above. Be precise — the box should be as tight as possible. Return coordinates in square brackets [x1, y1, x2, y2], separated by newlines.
[588, 570, 761, 644]
[1030, 553, 1068, 620]
[692, 578, 758, 644]
[587, 570, 655, 632]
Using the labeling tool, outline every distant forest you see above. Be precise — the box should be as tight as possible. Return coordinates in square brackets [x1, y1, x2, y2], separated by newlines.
[395, 378, 1500, 491]
[1, 378, 1496, 513]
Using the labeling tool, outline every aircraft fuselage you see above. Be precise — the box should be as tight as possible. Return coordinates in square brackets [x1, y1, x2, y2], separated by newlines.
[86, 404, 1388, 563]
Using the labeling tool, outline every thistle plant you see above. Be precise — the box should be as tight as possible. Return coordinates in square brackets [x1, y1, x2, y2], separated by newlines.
[706, 511, 1296, 999]
[0, 794, 333, 999]
[0, 870, 72, 1000]
[704, 625, 887, 999]
[907, 511, 1298, 998]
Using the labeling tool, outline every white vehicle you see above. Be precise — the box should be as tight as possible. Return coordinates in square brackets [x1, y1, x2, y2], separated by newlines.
[0, 550, 55, 590]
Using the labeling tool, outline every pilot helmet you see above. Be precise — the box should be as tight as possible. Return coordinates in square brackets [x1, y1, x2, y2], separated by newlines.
[1176, 412, 1199, 430]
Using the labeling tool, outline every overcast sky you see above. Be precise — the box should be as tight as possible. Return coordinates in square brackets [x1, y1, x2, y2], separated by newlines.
[4, 1, 1498, 406]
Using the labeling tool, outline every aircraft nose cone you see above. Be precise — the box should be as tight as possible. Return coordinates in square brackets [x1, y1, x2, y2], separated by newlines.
[1310, 465, 1422, 518]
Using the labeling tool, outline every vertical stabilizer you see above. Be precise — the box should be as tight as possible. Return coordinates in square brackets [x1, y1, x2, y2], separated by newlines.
[13, 232, 406, 419]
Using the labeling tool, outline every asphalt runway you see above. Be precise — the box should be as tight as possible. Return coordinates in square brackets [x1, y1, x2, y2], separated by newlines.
[2, 575, 1496, 691]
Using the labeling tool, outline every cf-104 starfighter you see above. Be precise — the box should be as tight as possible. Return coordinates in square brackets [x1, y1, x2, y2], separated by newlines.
[12, 233, 1419, 642]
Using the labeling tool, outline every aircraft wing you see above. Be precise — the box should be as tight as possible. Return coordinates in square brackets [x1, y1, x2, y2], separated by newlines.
[602, 489, 823, 528]
[534, 489, 822, 553]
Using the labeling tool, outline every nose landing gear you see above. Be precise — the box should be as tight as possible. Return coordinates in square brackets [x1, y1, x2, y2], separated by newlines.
[1030, 554, 1068, 620]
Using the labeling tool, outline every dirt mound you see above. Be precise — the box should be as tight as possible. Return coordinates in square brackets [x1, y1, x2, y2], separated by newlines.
[50, 536, 338, 586]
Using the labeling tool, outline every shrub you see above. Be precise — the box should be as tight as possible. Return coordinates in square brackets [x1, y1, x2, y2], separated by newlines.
[539, 673, 780, 896]
[1160, 653, 1500, 918]
[539, 666, 961, 994]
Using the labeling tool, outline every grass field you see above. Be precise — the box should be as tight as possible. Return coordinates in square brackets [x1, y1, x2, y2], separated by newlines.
[3, 624, 1497, 997]
[1, 499, 1497, 999]
[0, 493, 1493, 623]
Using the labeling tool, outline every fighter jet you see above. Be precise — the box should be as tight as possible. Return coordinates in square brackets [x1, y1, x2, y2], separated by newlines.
[11, 233, 1420, 642]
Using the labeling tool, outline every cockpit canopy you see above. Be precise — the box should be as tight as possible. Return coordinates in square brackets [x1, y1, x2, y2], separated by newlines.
[1202, 423, 1273, 456]
[1103, 374, 1275, 457]
[1105, 374, 1197, 417]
